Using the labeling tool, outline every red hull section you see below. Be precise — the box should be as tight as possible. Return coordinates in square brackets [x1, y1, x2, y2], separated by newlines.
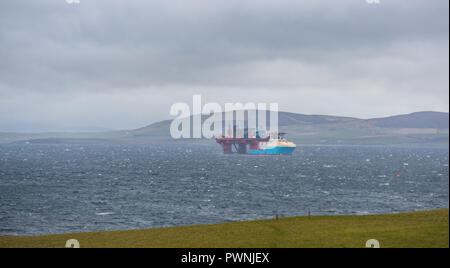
[215, 137, 270, 154]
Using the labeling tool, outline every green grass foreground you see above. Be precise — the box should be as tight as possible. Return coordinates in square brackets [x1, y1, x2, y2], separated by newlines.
[0, 209, 448, 248]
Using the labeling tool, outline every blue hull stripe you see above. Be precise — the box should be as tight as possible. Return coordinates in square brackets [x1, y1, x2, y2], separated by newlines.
[249, 146, 295, 155]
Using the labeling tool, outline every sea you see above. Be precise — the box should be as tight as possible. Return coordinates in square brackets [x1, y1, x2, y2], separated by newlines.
[0, 143, 448, 236]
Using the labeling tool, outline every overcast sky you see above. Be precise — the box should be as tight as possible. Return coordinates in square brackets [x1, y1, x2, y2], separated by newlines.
[0, 0, 448, 132]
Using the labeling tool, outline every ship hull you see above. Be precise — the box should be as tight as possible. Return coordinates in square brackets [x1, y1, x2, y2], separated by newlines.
[249, 146, 295, 155]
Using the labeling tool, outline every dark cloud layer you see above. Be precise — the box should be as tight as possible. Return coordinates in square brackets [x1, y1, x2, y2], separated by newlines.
[0, 0, 448, 131]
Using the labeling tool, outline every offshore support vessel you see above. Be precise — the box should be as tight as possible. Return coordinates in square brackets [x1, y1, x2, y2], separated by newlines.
[216, 131, 296, 155]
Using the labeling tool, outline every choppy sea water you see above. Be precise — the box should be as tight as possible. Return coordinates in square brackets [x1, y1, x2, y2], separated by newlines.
[0, 144, 448, 236]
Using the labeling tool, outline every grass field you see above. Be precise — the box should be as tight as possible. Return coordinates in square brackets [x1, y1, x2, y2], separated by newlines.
[0, 209, 448, 248]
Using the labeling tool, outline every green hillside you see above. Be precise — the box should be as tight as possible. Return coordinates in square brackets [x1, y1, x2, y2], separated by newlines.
[0, 209, 448, 248]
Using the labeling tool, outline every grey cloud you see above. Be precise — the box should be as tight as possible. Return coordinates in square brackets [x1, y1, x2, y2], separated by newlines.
[1, 0, 448, 89]
[0, 0, 448, 131]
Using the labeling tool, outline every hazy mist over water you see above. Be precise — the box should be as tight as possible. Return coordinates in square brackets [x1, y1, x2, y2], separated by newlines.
[0, 144, 448, 235]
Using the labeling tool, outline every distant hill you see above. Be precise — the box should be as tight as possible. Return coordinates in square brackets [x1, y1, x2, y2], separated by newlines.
[367, 112, 449, 129]
[2, 111, 449, 147]
[276, 112, 360, 126]
[134, 111, 448, 129]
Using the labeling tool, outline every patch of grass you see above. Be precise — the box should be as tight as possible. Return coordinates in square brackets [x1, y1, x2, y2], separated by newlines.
[0, 209, 448, 248]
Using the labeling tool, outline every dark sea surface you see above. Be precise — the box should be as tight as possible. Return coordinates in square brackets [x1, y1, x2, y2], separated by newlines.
[0, 143, 448, 236]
